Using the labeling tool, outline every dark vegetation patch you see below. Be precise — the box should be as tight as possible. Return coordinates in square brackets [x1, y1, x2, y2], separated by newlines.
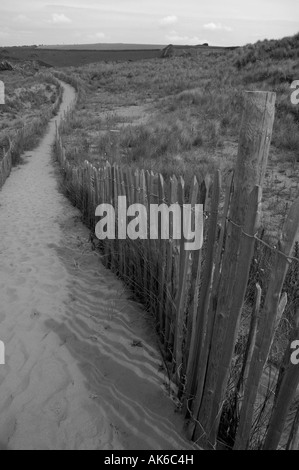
[0, 70, 60, 158]
[0, 47, 162, 68]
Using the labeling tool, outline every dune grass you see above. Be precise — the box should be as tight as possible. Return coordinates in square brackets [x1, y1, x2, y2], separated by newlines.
[56, 32, 299, 244]
[58, 33, 299, 179]
[0, 70, 61, 157]
[0, 72, 63, 172]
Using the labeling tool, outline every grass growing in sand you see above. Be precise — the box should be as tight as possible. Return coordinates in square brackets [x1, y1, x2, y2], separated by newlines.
[0, 70, 61, 159]
[57, 34, 299, 237]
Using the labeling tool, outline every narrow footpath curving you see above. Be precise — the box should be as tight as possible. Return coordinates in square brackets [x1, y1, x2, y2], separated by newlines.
[0, 82, 191, 450]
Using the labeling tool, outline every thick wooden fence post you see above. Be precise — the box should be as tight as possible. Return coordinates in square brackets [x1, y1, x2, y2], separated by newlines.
[194, 91, 276, 447]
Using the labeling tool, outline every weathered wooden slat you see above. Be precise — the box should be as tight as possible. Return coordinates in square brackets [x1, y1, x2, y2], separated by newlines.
[203, 185, 263, 445]
[185, 171, 220, 435]
[109, 164, 117, 272]
[164, 176, 179, 352]
[286, 382, 299, 450]
[139, 169, 148, 303]
[263, 306, 299, 450]
[236, 283, 262, 399]
[212, 172, 234, 291]
[157, 173, 167, 337]
[102, 164, 110, 267]
[182, 178, 206, 404]
[133, 169, 143, 296]
[173, 176, 198, 380]
[234, 197, 299, 450]
[149, 172, 160, 321]
[123, 167, 132, 285]
[116, 165, 125, 277]
[143, 170, 152, 310]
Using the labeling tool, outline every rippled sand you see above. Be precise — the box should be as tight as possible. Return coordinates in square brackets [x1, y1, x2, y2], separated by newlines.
[0, 83, 192, 450]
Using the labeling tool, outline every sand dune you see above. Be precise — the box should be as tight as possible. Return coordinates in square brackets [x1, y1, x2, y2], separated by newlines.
[0, 82, 193, 450]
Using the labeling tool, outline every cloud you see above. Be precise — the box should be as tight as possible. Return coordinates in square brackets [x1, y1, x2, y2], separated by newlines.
[165, 31, 205, 44]
[49, 13, 72, 24]
[203, 22, 232, 32]
[159, 15, 178, 26]
[85, 32, 106, 41]
[13, 14, 30, 23]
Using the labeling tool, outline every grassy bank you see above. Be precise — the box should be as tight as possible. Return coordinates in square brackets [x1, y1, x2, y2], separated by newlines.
[0, 70, 62, 159]
[57, 33, 299, 242]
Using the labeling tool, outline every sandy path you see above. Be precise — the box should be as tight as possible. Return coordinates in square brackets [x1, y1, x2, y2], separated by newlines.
[0, 82, 192, 450]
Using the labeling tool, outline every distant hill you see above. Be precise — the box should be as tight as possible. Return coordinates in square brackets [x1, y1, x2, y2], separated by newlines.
[0, 47, 163, 67]
[0, 43, 238, 68]
[37, 42, 239, 52]
[38, 43, 166, 51]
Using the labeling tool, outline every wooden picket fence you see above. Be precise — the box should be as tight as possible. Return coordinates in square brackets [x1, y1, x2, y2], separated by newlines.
[55, 88, 299, 450]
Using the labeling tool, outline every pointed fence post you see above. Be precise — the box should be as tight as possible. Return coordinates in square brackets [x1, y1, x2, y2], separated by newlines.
[194, 91, 276, 447]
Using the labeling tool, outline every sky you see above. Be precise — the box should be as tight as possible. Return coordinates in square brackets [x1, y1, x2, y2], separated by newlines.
[0, 0, 299, 47]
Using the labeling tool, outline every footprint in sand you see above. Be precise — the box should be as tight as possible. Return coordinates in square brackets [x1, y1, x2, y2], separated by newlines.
[30, 310, 41, 320]
[44, 393, 68, 424]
